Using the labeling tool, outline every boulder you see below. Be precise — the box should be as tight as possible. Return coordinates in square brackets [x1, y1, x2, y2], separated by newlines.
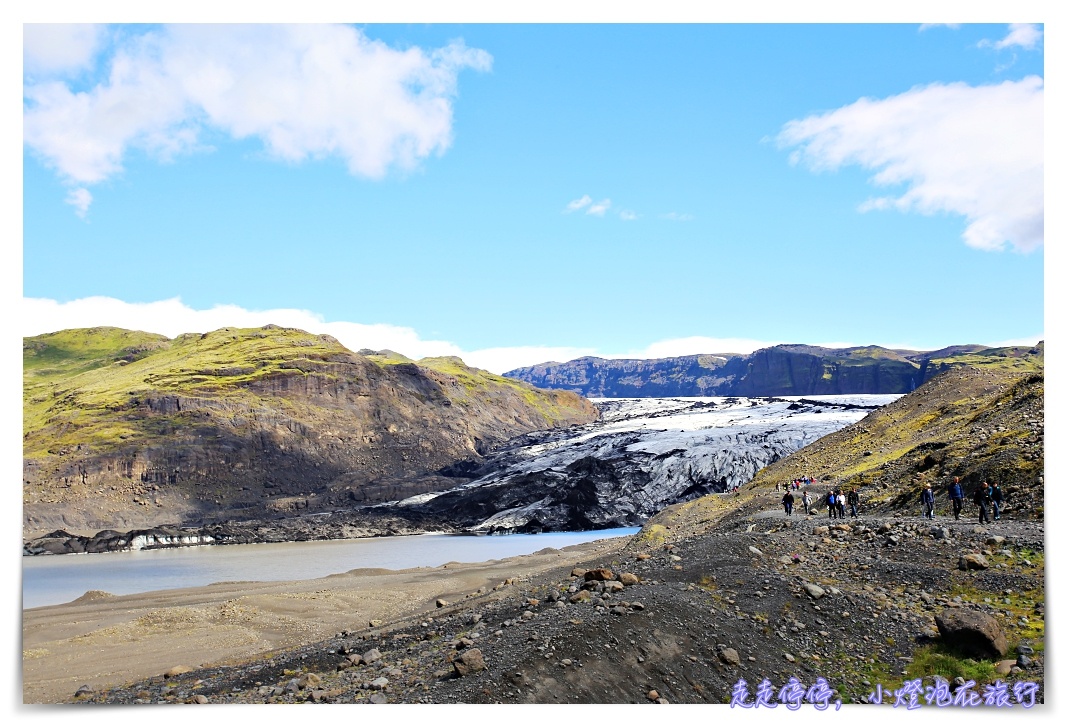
[803, 583, 826, 599]
[717, 647, 741, 665]
[619, 572, 641, 586]
[453, 648, 487, 676]
[958, 553, 989, 570]
[935, 608, 1008, 659]
[584, 568, 615, 581]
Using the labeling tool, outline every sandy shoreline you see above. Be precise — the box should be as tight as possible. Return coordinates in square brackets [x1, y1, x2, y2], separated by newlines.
[21, 536, 631, 704]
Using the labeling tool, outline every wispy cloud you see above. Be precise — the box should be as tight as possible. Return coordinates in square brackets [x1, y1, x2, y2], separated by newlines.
[778, 77, 1043, 253]
[586, 198, 611, 216]
[23, 24, 492, 215]
[918, 23, 960, 32]
[980, 23, 1043, 50]
[565, 194, 592, 212]
[64, 187, 92, 218]
[659, 212, 694, 221]
[619, 210, 638, 221]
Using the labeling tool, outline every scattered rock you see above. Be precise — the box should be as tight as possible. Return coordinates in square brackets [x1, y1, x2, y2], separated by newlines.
[718, 647, 741, 665]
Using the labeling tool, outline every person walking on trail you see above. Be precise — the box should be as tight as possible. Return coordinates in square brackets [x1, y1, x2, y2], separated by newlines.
[836, 490, 846, 518]
[801, 489, 811, 514]
[974, 482, 992, 524]
[847, 487, 860, 518]
[947, 476, 964, 520]
[827, 489, 837, 519]
[991, 482, 1004, 520]
[921, 483, 935, 519]
[782, 490, 795, 516]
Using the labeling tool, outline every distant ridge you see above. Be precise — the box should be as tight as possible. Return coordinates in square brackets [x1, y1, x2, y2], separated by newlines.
[504, 342, 1044, 397]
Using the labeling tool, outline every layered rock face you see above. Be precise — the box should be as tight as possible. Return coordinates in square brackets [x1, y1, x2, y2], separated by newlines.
[23, 326, 597, 537]
[506, 343, 1044, 397]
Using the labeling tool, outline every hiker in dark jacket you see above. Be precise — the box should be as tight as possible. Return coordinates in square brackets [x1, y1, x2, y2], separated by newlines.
[782, 490, 795, 516]
[974, 482, 992, 524]
[847, 487, 860, 518]
[991, 483, 1004, 520]
[921, 483, 935, 519]
[947, 477, 964, 520]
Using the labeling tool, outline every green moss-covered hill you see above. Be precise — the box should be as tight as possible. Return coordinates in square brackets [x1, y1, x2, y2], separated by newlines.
[644, 362, 1044, 540]
[506, 342, 1044, 397]
[23, 326, 598, 537]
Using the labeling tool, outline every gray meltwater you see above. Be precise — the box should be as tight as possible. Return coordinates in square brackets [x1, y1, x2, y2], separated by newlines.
[22, 528, 639, 609]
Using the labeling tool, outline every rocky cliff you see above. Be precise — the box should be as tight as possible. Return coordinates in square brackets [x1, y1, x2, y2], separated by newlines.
[23, 326, 597, 537]
[505, 342, 1044, 397]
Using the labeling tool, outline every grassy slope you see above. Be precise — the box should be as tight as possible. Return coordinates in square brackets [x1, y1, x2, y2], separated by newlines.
[24, 326, 593, 460]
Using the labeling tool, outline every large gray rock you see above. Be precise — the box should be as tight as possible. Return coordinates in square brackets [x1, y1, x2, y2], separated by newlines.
[958, 553, 989, 570]
[935, 608, 1008, 659]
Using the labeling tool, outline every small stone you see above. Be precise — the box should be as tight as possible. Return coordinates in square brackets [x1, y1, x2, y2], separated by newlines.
[749, 546, 763, 556]
[648, 689, 660, 701]
[362, 648, 383, 664]
[191, 694, 209, 704]
[370, 677, 389, 690]
[784, 653, 796, 662]
[436, 598, 449, 608]
[803, 583, 826, 599]
[164, 665, 193, 678]
[718, 647, 741, 665]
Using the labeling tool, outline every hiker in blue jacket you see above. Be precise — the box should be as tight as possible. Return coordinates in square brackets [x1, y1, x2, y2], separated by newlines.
[921, 483, 935, 519]
[991, 482, 1004, 520]
[947, 476, 964, 520]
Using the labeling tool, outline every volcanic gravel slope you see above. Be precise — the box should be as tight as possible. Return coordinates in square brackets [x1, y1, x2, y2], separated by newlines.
[81, 506, 1044, 706]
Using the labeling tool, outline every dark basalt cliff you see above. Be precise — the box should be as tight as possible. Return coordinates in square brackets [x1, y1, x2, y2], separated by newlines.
[505, 343, 1044, 397]
[23, 326, 597, 537]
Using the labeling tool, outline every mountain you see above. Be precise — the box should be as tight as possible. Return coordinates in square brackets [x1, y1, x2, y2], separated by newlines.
[23, 326, 597, 537]
[504, 342, 1044, 397]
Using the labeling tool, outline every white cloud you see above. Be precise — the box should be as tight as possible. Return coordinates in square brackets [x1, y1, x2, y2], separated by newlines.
[64, 187, 92, 218]
[20, 296, 1041, 376]
[659, 212, 694, 221]
[619, 210, 638, 221]
[778, 77, 1043, 253]
[586, 198, 611, 216]
[623, 336, 779, 359]
[980, 23, 1043, 50]
[918, 24, 960, 32]
[19, 296, 781, 375]
[23, 24, 492, 212]
[987, 334, 1045, 348]
[565, 194, 592, 212]
[24, 24, 106, 75]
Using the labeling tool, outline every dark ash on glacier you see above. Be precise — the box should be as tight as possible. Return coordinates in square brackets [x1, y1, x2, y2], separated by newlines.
[391, 395, 899, 533]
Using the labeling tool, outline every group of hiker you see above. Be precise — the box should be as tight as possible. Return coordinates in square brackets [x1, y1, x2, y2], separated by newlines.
[776, 476, 818, 491]
[780, 486, 859, 518]
[942, 476, 1004, 523]
[780, 475, 1006, 523]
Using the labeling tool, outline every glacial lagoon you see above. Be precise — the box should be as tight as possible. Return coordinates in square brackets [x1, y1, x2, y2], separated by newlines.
[22, 527, 640, 609]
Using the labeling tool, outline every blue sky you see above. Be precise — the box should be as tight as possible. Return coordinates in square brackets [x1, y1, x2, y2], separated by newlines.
[19, 18, 1048, 373]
